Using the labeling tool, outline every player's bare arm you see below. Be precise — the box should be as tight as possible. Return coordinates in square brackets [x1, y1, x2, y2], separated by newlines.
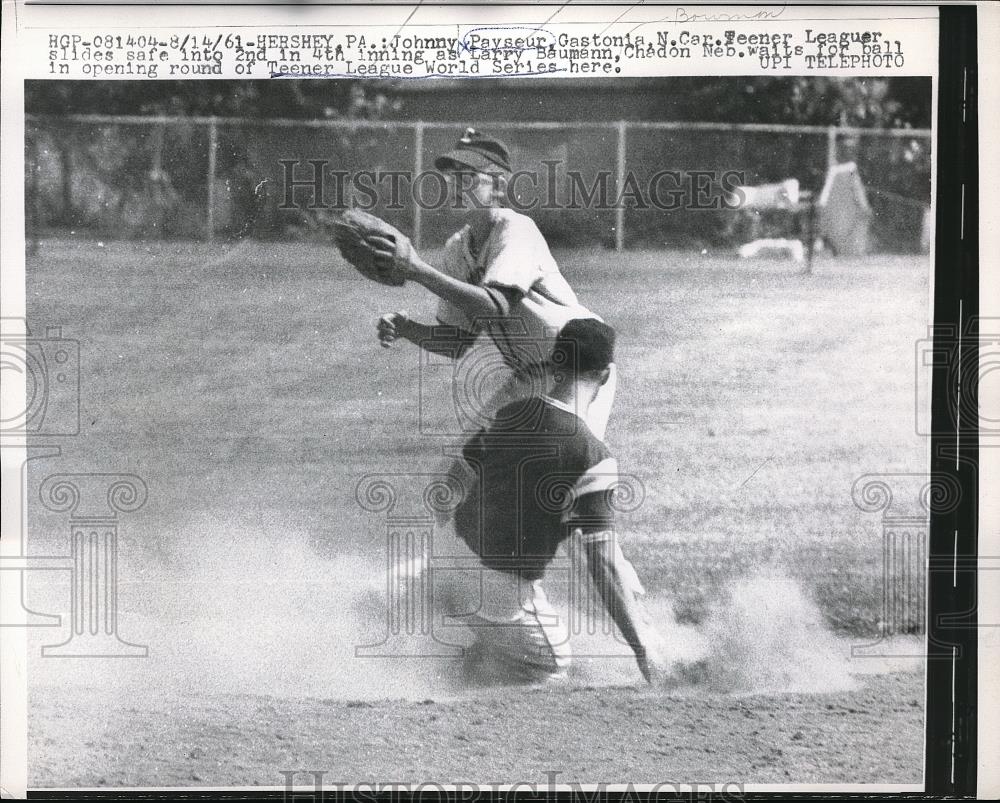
[406, 257, 508, 321]
[580, 530, 659, 684]
[376, 311, 476, 357]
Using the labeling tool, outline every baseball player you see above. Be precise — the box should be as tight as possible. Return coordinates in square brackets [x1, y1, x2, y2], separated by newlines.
[376, 127, 616, 439]
[449, 318, 659, 683]
[338, 135, 653, 681]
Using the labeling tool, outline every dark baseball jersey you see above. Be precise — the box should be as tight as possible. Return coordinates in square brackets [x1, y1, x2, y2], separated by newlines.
[454, 396, 618, 581]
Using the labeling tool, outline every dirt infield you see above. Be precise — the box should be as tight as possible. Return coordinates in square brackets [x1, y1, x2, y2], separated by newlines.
[29, 670, 923, 787]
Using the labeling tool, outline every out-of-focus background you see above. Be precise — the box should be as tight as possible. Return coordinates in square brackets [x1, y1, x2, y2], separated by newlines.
[25, 77, 931, 251]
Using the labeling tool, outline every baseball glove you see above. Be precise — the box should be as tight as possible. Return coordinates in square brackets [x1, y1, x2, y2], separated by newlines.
[332, 208, 415, 287]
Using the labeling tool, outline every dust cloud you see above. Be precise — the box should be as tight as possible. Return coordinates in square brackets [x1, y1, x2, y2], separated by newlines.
[31, 531, 884, 702]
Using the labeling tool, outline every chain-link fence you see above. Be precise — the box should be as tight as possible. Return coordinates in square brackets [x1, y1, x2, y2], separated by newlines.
[25, 115, 931, 253]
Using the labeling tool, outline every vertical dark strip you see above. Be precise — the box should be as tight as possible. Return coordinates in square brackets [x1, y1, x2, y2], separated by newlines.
[926, 4, 978, 796]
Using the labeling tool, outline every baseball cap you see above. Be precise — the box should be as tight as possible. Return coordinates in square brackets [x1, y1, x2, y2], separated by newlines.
[434, 127, 511, 175]
[552, 318, 616, 375]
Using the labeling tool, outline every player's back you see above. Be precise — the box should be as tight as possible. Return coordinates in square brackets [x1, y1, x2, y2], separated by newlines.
[454, 397, 616, 581]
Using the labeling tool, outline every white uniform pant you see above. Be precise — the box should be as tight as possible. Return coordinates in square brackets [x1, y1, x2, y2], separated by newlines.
[387, 531, 572, 683]
[464, 581, 572, 683]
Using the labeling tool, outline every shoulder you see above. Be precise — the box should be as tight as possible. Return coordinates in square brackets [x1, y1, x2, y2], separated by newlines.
[494, 208, 545, 240]
[570, 436, 618, 502]
[580, 428, 614, 472]
[485, 210, 555, 272]
[539, 405, 613, 464]
[558, 411, 615, 473]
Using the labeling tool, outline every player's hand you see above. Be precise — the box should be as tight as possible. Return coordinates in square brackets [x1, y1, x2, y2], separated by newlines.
[635, 649, 653, 684]
[636, 648, 671, 686]
[377, 311, 408, 348]
[634, 619, 671, 686]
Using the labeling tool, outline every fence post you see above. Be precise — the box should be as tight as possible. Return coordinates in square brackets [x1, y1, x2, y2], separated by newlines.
[413, 121, 424, 250]
[206, 117, 218, 242]
[826, 124, 838, 171]
[804, 192, 817, 276]
[26, 125, 40, 255]
[615, 120, 626, 252]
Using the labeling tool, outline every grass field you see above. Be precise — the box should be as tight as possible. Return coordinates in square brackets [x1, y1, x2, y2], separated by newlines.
[26, 238, 930, 629]
[24, 237, 931, 785]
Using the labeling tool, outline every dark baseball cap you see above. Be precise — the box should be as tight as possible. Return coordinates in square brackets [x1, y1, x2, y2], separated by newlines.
[552, 318, 616, 375]
[434, 127, 511, 175]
